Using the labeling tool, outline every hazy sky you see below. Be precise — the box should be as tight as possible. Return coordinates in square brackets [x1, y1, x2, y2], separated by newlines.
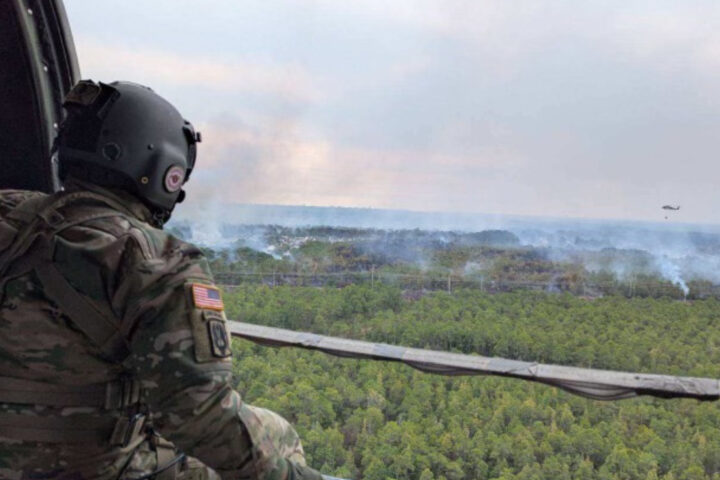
[64, 1, 720, 224]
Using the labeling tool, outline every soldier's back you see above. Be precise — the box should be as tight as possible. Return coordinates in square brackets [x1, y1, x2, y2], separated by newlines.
[0, 188, 172, 479]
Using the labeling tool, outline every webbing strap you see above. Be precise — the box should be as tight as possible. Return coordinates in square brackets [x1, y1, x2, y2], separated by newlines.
[0, 376, 106, 407]
[5, 193, 52, 224]
[154, 436, 180, 480]
[0, 413, 117, 443]
[0, 376, 141, 409]
[0, 220, 18, 251]
[0, 412, 147, 445]
[34, 262, 130, 361]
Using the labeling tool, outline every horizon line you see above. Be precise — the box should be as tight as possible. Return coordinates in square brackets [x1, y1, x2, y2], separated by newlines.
[175, 202, 720, 231]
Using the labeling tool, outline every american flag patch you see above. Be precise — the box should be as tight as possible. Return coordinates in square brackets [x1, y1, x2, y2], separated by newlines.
[191, 283, 224, 311]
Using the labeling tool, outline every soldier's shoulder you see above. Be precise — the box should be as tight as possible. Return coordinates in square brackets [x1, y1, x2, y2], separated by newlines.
[117, 223, 214, 287]
[132, 220, 206, 261]
[65, 207, 206, 264]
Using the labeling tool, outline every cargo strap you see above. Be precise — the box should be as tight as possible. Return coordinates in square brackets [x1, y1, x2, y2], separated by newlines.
[0, 376, 141, 409]
[0, 411, 146, 445]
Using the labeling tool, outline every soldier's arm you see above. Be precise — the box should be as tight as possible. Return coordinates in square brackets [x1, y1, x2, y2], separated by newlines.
[118, 237, 322, 480]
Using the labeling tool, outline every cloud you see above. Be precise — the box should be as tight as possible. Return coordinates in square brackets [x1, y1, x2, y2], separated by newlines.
[310, 1, 720, 83]
[75, 37, 323, 102]
[177, 114, 720, 224]
[609, 6, 720, 78]
[178, 117, 520, 218]
[67, 1, 720, 224]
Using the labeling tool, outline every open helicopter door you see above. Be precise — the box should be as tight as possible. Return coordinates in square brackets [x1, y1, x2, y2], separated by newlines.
[0, 0, 79, 192]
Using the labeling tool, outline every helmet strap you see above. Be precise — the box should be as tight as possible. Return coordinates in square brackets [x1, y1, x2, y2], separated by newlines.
[150, 209, 172, 229]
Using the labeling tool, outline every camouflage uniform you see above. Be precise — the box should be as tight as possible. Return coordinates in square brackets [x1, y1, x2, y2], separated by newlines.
[0, 181, 322, 480]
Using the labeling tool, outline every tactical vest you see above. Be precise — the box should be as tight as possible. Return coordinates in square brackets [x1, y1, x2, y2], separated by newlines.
[0, 190, 147, 446]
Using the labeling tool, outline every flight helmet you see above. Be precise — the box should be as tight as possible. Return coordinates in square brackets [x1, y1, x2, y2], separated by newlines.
[53, 80, 201, 226]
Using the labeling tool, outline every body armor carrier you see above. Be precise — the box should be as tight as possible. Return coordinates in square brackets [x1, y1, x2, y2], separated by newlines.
[0, 191, 145, 447]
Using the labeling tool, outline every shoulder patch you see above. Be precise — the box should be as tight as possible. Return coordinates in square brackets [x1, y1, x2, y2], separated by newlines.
[191, 283, 224, 311]
[187, 301, 232, 363]
[206, 312, 232, 358]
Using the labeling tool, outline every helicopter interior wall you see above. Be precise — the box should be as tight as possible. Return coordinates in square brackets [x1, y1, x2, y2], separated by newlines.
[0, 0, 79, 193]
[0, 3, 51, 192]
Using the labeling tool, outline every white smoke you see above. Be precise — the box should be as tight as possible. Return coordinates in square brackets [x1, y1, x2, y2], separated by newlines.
[654, 256, 689, 296]
[172, 204, 720, 291]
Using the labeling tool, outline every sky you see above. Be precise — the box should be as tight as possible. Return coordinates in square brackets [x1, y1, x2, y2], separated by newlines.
[63, 1, 720, 224]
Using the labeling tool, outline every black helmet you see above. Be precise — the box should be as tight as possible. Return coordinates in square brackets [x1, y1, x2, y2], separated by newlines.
[53, 80, 201, 225]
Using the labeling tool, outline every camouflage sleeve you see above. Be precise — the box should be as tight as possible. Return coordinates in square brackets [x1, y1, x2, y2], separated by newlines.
[118, 232, 321, 480]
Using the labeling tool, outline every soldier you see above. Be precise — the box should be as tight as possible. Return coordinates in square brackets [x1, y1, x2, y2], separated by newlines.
[0, 80, 324, 480]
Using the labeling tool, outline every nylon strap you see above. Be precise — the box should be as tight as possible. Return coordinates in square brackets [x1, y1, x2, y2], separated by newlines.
[0, 412, 147, 445]
[0, 412, 118, 443]
[0, 376, 141, 409]
[34, 261, 130, 361]
[154, 436, 180, 480]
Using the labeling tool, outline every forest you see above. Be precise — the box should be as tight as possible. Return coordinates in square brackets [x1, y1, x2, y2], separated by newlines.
[176, 223, 720, 479]
[225, 284, 720, 480]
